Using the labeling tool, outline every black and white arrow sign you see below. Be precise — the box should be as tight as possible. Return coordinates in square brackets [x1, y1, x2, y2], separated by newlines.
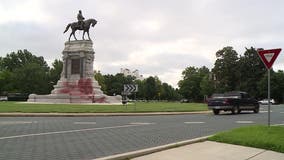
[124, 84, 138, 93]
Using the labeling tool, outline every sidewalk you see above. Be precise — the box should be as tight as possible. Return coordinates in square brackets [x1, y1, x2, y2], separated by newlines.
[132, 141, 284, 160]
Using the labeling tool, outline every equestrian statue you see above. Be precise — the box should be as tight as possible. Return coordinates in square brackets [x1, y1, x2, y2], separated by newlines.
[64, 10, 97, 41]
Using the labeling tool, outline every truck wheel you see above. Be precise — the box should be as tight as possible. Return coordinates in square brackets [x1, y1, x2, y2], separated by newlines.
[253, 105, 259, 113]
[213, 109, 220, 115]
[231, 106, 239, 114]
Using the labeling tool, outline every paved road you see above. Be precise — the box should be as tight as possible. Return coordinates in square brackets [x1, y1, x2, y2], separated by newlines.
[0, 105, 283, 160]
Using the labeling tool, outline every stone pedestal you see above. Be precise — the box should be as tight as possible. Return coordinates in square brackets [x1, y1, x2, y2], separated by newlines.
[28, 40, 121, 103]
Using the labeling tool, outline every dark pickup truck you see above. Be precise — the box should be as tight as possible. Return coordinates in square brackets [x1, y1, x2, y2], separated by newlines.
[207, 91, 259, 115]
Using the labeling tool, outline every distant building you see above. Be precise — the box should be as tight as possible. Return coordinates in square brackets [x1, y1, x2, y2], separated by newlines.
[120, 68, 144, 80]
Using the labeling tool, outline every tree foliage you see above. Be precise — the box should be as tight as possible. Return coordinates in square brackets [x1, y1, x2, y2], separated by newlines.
[178, 46, 284, 103]
[0, 50, 180, 101]
[2, 46, 284, 103]
[178, 66, 211, 102]
[49, 59, 63, 86]
[238, 47, 266, 97]
[102, 73, 135, 96]
[94, 70, 106, 92]
[94, 74, 180, 101]
[0, 50, 61, 95]
[144, 76, 158, 100]
[0, 50, 49, 72]
[257, 70, 284, 103]
[212, 46, 239, 92]
[211, 46, 284, 103]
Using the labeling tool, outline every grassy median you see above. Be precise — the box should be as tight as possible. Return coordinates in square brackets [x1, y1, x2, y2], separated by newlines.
[0, 101, 208, 113]
[209, 125, 284, 153]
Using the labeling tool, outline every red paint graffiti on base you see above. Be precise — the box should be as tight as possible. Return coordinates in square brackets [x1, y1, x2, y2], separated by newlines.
[58, 78, 107, 103]
[78, 78, 93, 94]
[93, 97, 106, 103]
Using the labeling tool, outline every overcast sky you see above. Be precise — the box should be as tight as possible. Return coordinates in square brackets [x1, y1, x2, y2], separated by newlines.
[0, 0, 284, 88]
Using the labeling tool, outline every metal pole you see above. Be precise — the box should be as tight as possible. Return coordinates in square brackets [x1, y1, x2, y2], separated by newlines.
[268, 69, 271, 126]
[134, 92, 137, 111]
[125, 95, 128, 109]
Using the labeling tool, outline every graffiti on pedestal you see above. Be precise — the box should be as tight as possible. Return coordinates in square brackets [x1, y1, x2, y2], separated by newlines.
[59, 78, 93, 95]
[58, 78, 107, 103]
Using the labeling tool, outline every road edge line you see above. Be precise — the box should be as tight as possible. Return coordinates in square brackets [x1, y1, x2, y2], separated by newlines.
[95, 135, 211, 160]
[0, 111, 210, 117]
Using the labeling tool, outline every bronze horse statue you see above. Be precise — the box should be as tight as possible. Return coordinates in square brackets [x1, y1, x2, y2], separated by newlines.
[63, 18, 97, 41]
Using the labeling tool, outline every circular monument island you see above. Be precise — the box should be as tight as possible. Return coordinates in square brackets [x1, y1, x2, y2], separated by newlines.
[28, 11, 121, 104]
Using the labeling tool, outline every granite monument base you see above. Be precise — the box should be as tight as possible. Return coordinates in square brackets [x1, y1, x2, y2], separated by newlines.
[28, 40, 121, 104]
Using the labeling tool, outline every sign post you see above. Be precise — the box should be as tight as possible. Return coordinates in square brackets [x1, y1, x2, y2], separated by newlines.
[124, 84, 138, 93]
[257, 48, 281, 126]
[268, 69, 270, 126]
[123, 84, 138, 108]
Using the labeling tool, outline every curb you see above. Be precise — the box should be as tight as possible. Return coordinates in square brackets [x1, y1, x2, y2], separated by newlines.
[0, 111, 210, 117]
[95, 135, 210, 160]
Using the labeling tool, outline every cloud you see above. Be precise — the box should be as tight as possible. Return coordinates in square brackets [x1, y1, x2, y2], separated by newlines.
[1, 0, 284, 88]
[0, 0, 52, 24]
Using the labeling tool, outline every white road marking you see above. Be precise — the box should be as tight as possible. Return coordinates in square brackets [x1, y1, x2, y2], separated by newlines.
[129, 122, 155, 125]
[0, 123, 152, 140]
[74, 122, 96, 125]
[236, 121, 254, 124]
[0, 121, 37, 125]
[272, 124, 284, 126]
[184, 122, 205, 124]
[260, 111, 273, 113]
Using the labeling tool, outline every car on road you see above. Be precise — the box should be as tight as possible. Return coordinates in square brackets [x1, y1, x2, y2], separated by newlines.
[258, 98, 275, 105]
[207, 91, 259, 115]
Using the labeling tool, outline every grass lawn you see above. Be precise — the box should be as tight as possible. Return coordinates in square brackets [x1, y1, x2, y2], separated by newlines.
[0, 101, 208, 113]
[208, 125, 284, 153]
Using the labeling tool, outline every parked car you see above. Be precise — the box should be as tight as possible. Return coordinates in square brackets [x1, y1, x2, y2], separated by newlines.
[207, 91, 259, 115]
[0, 96, 8, 101]
[7, 93, 29, 101]
[258, 99, 275, 105]
[180, 99, 189, 103]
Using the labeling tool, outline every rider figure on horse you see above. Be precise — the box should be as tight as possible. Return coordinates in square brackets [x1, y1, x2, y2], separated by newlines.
[77, 10, 85, 29]
[64, 10, 97, 41]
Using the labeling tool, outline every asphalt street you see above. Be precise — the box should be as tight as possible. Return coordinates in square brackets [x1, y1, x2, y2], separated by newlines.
[0, 105, 283, 160]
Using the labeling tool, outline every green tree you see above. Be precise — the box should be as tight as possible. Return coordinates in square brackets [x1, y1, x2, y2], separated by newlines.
[178, 67, 197, 100]
[13, 63, 50, 94]
[154, 76, 162, 100]
[212, 46, 239, 92]
[0, 50, 50, 94]
[49, 59, 63, 90]
[0, 50, 49, 72]
[94, 72, 179, 101]
[103, 73, 135, 96]
[144, 76, 159, 100]
[0, 57, 3, 71]
[160, 82, 181, 101]
[238, 47, 266, 97]
[135, 79, 146, 100]
[0, 70, 14, 94]
[258, 70, 284, 103]
[94, 70, 106, 92]
[160, 83, 171, 100]
[178, 66, 210, 102]
[200, 74, 215, 97]
[271, 71, 284, 103]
